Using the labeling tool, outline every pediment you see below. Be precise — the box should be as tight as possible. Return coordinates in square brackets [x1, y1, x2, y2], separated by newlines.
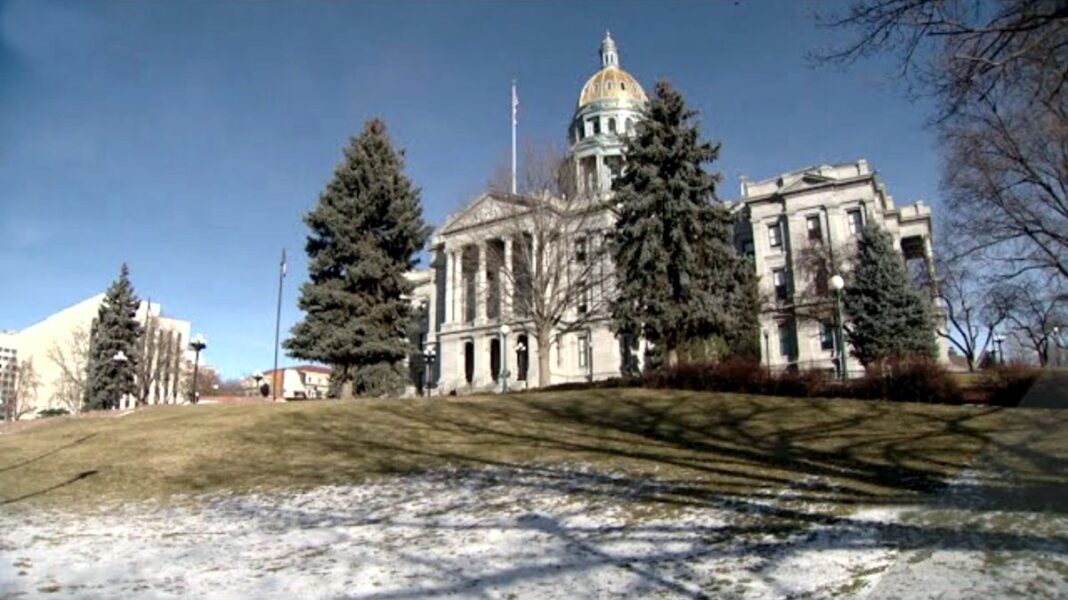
[438, 192, 529, 237]
[779, 171, 836, 193]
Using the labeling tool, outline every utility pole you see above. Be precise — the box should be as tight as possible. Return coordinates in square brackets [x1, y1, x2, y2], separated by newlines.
[273, 249, 286, 401]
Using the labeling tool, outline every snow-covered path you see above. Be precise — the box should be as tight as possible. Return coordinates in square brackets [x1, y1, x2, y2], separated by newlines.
[1, 467, 906, 599]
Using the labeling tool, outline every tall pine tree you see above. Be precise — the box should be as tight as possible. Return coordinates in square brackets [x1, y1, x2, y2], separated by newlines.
[84, 264, 142, 410]
[843, 221, 937, 366]
[285, 119, 429, 398]
[610, 80, 759, 366]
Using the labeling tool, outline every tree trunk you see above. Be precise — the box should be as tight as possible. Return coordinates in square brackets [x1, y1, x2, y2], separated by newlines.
[665, 347, 679, 369]
[536, 326, 553, 387]
[340, 379, 355, 400]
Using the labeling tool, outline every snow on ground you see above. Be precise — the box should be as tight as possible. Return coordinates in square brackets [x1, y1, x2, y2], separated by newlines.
[0, 466, 905, 599]
[2, 465, 1064, 599]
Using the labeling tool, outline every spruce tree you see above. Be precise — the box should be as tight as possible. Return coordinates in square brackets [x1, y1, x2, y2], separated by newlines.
[843, 221, 938, 366]
[285, 119, 429, 398]
[610, 80, 759, 366]
[84, 264, 142, 410]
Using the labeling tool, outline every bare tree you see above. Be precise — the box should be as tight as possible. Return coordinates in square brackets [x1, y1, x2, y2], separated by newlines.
[8, 358, 41, 421]
[998, 277, 1068, 365]
[935, 258, 1012, 370]
[47, 325, 90, 414]
[941, 88, 1068, 281]
[815, 0, 1068, 119]
[480, 141, 612, 386]
[817, 1, 1068, 283]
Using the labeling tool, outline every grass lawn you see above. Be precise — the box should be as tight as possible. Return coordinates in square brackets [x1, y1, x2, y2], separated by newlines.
[2, 388, 1065, 512]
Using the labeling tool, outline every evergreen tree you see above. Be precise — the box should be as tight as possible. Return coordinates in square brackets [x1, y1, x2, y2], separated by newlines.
[610, 80, 759, 366]
[285, 119, 430, 398]
[84, 264, 142, 410]
[843, 221, 938, 366]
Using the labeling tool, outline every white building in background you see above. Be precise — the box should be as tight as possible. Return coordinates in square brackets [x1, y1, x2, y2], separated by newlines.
[404, 33, 945, 394]
[6, 294, 193, 419]
[0, 332, 18, 419]
[245, 365, 331, 399]
[735, 161, 948, 376]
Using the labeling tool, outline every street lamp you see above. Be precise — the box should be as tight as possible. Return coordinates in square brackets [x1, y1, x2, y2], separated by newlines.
[516, 338, 527, 387]
[252, 371, 263, 397]
[994, 334, 1006, 366]
[189, 333, 207, 405]
[499, 324, 511, 393]
[829, 274, 848, 380]
[422, 344, 436, 397]
[112, 350, 128, 410]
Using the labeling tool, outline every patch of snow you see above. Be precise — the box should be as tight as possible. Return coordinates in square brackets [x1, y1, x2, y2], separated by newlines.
[0, 467, 1029, 599]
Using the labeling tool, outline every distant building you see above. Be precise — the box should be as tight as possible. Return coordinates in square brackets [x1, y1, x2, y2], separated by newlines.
[247, 365, 332, 399]
[6, 294, 194, 418]
[0, 332, 18, 419]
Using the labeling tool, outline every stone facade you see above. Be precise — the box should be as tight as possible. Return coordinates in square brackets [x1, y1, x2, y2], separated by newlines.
[734, 161, 947, 376]
[406, 34, 945, 395]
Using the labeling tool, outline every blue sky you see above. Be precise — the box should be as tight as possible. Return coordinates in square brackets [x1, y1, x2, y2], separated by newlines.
[0, 0, 940, 378]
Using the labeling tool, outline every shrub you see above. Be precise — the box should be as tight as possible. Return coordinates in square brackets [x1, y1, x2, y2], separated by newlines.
[978, 365, 1042, 407]
[641, 358, 963, 405]
[37, 408, 70, 418]
[846, 359, 964, 404]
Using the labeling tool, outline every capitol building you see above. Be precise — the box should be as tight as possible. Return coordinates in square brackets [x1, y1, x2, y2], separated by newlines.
[407, 33, 947, 395]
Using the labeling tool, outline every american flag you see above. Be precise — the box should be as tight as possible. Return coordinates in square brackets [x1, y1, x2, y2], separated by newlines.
[512, 81, 519, 127]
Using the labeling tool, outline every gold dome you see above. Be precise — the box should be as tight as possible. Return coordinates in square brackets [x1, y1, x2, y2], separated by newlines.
[578, 66, 647, 108]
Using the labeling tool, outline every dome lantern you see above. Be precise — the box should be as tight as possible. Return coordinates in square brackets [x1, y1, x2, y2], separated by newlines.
[600, 30, 618, 68]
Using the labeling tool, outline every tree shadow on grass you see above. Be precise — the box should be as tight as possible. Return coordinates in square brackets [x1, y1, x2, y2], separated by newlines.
[1, 469, 98, 505]
[162, 391, 1068, 596]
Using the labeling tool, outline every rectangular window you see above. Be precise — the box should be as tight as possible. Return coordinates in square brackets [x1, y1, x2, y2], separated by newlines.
[577, 286, 590, 315]
[773, 268, 789, 302]
[574, 237, 587, 263]
[820, 321, 835, 351]
[578, 335, 589, 368]
[815, 268, 829, 296]
[768, 222, 783, 249]
[848, 209, 864, 236]
[806, 215, 823, 243]
[778, 322, 796, 360]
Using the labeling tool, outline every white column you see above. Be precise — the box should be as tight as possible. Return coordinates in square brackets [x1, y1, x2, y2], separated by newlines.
[476, 243, 487, 323]
[502, 237, 514, 319]
[443, 249, 454, 325]
[427, 264, 438, 341]
[453, 249, 463, 324]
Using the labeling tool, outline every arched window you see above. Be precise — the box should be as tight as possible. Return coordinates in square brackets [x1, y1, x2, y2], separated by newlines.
[625, 118, 634, 134]
[620, 82, 626, 90]
[593, 83, 600, 93]
[608, 117, 617, 133]
[606, 81, 614, 91]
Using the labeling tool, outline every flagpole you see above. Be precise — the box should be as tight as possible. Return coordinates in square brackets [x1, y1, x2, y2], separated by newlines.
[511, 80, 517, 195]
[272, 248, 286, 401]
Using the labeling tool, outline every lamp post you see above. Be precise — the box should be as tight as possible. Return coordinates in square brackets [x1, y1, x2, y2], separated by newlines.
[829, 274, 848, 380]
[516, 339, 527, 387]
[189, 333, 207, 405]
[994, 335, 1006, 366]
[252, 371, 263, 397]
[112, 350, 128, 410]
[423, 344, 436, 397]
[762, 329, 770, 375]
[499, 324, 511, 393]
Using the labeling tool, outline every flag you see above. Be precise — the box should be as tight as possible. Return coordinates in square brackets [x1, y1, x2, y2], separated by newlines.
[512, 81, 519, 127]
[280, 248, 287, 277]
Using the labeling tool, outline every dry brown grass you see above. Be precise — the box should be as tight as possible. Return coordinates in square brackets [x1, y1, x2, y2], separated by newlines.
[1, 389, 1065, 512]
